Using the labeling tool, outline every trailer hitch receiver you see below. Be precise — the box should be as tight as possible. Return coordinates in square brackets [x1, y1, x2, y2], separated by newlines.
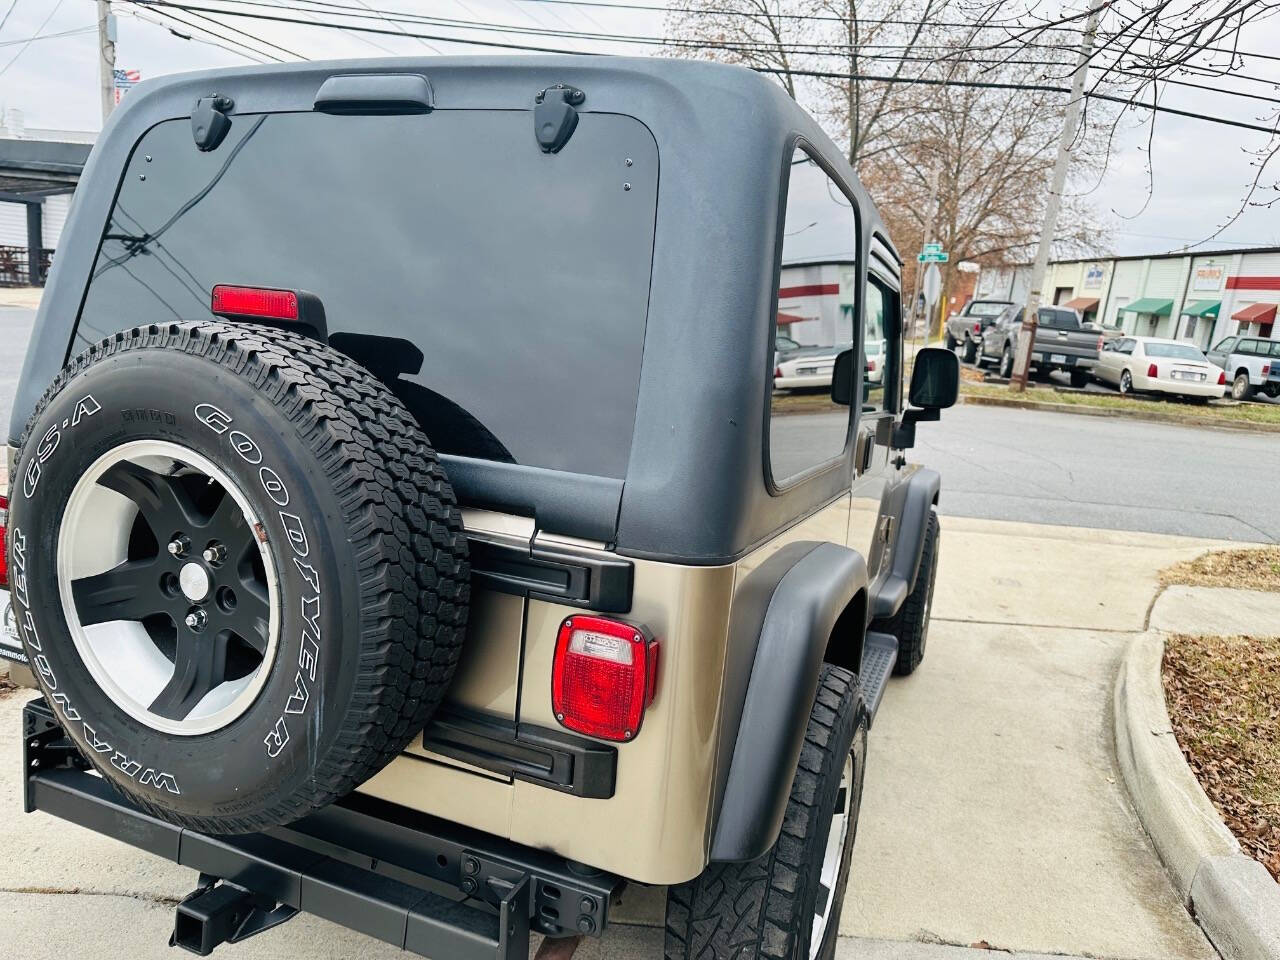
[172, 876, 298, 955]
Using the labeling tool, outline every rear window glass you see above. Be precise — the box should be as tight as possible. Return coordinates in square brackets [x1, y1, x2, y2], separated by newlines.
[75, 110, 660, 479]
[1145, 342, 1205, 360]
[1038, 307, 1079, 329]
[967, 301, 1008, 317]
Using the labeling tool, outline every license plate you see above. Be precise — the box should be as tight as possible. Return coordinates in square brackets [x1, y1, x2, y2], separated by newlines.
[798, 366, 818, 375]
[1050, 353, 1067, 364]
[1173, 371, 1204, 381]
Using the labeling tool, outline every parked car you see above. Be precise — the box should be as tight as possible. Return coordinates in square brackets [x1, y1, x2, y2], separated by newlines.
[945, 299, 1015, 363]
[774, 341, 852, 390]
[865, 337, 887, 384]
[1092, 336, 1226, 400]
[979, 304, 1102, 387]
[3, 57, 953, 960]
[1205, 334, 1279, 401]
[1265, 358, 1280, 399]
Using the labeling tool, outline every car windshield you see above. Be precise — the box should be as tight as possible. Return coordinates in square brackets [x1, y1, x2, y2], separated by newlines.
[967, 302, 1009, 317]
[1145, 342, 1206, 361]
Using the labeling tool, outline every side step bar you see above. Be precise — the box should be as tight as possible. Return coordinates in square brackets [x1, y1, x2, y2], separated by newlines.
[22, 699, 619, 959]
[858, 631, 899, 725]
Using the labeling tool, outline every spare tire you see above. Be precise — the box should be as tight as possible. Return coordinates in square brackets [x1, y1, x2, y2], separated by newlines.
[7, 321, 468, 833]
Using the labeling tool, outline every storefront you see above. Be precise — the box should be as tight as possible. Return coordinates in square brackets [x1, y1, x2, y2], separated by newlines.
[1177, 300, 1220, 349]
[1120, 298, 1172, 336]
[1231, 301, 1277, 338]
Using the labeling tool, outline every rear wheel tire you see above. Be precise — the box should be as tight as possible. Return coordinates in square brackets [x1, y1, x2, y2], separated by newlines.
[1119, 369, 1134, 395]
[9, 321, 469, 832]
[999, 345, 1014, 379]
[1069, 369, 1089, 389]
[873, 510, 939, 677]
[944, 331, 958, 350]
[961, 338, 978, 364]
[1232, 372, 1255, 402]
[665, 665, 868, 960]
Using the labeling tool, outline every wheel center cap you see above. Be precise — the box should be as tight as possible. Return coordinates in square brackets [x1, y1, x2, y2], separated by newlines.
[179, 562, 211, 602]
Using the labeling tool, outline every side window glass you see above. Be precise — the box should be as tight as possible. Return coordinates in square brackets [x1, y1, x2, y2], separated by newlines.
[769, 145, 857, 486]
[862, 277, 895, 414]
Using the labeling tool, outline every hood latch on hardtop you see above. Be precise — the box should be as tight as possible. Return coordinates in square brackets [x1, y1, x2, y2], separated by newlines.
[534, 84, 585, 154]
[192, 95, 234, 152]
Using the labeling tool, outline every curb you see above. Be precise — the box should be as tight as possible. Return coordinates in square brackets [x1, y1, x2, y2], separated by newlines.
[961, 393, 1280, 434]
[1114, 632, 1280, 960]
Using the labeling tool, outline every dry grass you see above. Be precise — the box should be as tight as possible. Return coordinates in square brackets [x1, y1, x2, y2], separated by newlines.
[1161, 547, 1280, 593]
[960, 382, 1280, 426]
[1164, 633, 1280, 881]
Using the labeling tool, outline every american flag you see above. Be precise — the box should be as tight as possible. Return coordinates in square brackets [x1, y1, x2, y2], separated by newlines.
[113, 68, 141, 104]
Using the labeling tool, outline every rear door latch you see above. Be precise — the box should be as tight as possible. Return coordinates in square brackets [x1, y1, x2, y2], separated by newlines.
[534, 84, 585, 153]
[192, 95, 234, 152]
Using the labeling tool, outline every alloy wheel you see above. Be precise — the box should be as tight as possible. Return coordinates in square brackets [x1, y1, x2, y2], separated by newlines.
[57, 440, 279, 736]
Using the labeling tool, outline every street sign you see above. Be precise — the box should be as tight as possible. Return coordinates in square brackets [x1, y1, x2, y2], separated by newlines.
[917, 251, 949, 263]
[922, 263, 942, 308]
[923, 242, 943, 254]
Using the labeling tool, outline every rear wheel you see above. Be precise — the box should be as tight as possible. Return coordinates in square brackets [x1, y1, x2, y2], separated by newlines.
[944, 330, 958, 350]
[9, 321, 469, 832]
[1232, 371, 1255, 402]
[1119, 369, 1134, 395]
[999, 344, 1014, 378]
[1069, 369, 1089, 389]
[665, 665, 868, 960]
[961, 338, 978, 364]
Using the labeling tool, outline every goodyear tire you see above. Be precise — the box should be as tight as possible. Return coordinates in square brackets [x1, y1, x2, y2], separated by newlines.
[665, 665, 868, 960]
[7, 321, 468, 832]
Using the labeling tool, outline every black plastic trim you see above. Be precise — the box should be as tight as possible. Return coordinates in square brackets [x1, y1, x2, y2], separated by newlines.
[709, 542, 868, 862]
[421, 707, 617, 798]
[869, 467, 940, 619]
[467, 534, 632, 614]
[313, 73, 434, 114]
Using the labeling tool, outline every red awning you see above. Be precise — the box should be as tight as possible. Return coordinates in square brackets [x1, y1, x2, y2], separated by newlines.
[1232, 302, 1278, 324]
[1063, 297, 1099, 312]
[777, 312, 810, 325]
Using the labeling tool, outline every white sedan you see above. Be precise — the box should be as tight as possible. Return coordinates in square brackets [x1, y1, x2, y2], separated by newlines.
[1092, 336, 1226, 399]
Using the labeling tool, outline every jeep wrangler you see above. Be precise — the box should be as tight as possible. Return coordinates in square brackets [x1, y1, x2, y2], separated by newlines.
[1, 57, 954, 960]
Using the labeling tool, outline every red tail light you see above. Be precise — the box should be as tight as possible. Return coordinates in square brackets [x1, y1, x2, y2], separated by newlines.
[1265, 364, 1272, 376]
[552, 615, 658, 742]
[867, 359, 877, 372]
[1097, 336, 1105, 352]
[0, 493, 8, 588]
[1219, 371, 1227, 385]
[774, 366, 782, 379]
[973, 321, 981, 334]
[211, 285, 299, 321]
[1147, 363, 1159, 378]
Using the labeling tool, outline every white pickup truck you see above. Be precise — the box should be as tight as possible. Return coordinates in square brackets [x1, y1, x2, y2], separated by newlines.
[1205, 334, 1279, 401]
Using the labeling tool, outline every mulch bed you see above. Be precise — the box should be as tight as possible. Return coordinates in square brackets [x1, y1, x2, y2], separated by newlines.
[1160, 546, 1280, 593]
[1164, 633, 1280, 881]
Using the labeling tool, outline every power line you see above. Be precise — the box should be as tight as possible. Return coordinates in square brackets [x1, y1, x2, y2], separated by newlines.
[0, 0, 67, 76]
[0, 0, 23, 39]
[0, 24, 95, 47]
[121, 1, 303, 59]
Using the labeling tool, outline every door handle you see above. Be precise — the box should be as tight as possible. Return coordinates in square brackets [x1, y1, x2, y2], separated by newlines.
[856, 428, 876, 474]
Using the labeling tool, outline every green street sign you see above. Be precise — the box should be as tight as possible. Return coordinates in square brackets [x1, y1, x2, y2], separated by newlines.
[922, 242, 944, 254]
[917, 251, 949, 263]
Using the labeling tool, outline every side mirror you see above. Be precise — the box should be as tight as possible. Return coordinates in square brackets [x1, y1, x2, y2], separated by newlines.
[908, 346, 960, 409]
[831, 349, 854, 406]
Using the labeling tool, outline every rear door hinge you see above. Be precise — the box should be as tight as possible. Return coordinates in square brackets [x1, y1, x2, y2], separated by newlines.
[192, 95, 234, 152]
[534, 84, 585, 153]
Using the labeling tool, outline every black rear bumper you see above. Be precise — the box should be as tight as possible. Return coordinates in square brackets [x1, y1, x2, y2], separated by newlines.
[22, 698, 620, 958]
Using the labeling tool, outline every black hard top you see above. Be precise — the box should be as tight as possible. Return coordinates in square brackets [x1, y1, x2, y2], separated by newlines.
[14, 56, 899, 565]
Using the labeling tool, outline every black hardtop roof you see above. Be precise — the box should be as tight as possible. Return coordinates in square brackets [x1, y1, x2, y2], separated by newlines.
[17, 55, 899, 564]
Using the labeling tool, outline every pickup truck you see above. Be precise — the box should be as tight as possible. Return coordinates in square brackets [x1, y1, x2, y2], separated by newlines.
[944, 299, 1016, 363]
[979, 304, 1103, 387]
[1205, 335, 1279, 401]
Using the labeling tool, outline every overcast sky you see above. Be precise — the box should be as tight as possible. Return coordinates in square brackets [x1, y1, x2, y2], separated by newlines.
[2, 0, 1278, 257]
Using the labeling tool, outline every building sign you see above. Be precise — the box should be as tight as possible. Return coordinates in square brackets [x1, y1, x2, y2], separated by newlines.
[113, 69, 141, 104]
[1083, 263, 1104, 289]
[1193, 261, 1225, 292]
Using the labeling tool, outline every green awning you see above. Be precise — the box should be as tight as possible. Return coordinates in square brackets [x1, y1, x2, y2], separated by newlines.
[1122, 297, 1173, 316]
[1181, 299, 1220, 318]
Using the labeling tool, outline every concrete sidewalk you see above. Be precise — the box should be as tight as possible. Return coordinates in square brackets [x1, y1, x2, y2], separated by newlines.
[0, 517, 1234, 959]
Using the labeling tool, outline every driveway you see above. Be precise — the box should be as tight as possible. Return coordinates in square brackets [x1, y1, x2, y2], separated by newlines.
[0, 516, 1227, 960]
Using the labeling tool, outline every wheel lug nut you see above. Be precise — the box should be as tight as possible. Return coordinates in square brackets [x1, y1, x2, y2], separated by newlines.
[168, 535, 191, 557]
[185, 609, 208, 631]
[202, 543, 226, 565]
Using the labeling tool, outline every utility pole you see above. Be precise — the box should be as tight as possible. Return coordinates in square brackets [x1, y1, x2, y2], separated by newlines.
[97, 1, 117, 127]
[910, 163, 940, 339]
[1011, 5, 1102, 391]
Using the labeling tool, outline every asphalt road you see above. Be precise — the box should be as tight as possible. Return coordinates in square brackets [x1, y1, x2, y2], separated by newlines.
[918, 404, 1279, 542]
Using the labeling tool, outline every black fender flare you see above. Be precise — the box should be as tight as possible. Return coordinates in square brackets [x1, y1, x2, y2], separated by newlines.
[870, 468, 940, 620]
[709, 541, 868, 863]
